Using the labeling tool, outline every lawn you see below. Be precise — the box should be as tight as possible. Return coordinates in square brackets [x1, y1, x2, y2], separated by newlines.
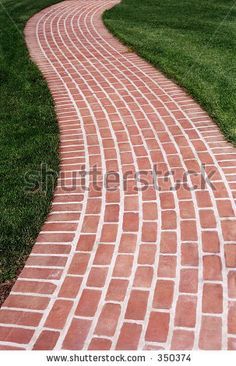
[103, 0, 236, 144]
[0, 0, 62, 304]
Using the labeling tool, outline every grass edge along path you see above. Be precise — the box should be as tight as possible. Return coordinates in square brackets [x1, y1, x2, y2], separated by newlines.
[0, 0, 62, 304]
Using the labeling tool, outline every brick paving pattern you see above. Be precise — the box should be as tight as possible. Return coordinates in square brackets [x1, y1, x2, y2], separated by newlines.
[0, 0, 236, 350]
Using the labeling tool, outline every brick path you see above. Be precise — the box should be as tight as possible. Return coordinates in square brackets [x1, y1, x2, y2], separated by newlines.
[0, 0, 236, 350]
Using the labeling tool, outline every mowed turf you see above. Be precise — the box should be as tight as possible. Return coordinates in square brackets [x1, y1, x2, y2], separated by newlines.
[0, 0, 62, 301]
[104, 0, 236, 144]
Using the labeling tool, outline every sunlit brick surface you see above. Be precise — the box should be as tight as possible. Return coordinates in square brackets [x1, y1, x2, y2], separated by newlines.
[0, 0, 235, 350]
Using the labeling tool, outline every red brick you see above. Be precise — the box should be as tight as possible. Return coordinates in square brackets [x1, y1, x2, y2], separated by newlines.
[59, 276, 82, 298]
[160, 192, 175, 209]
[0, 345, 25, 350]
[100, 224, 118, 242]
[217, 200, 234, 217]
[88, 338, 112, 350]
[153, 280, 174, 309]
[199, 316, 222, 350]
[76, 235, 96, 251]
[228, 301, 236, 334]
[160, 231, 177, 253]
[197, 151, 214, 164]
[124, 196, 139, 211]
[162, 211, 177, 229]
[37, 232, 75, 243]
[86, 267, 108, 288]
[202, 283, 223, 314]
[116, 323, 142, 350]
[33, 330, 60, 350]
[42, 223, 77, 232]
[228, 271, 236, 298]
[106, 279, 128, 301]
[12, 280, 56, 295]
[142, 186, 157, 201]
[3, 294, 49, 311]
[143, 344, 164, 350]
[62, 318, 91, 350]
[68, 253, 90, 275]
[138, 244, 156, 265]
[179, 201, 195, 219]
[125, 290, 149, 320]
[51, 203, 82, 213]
[95, 303, 121, 337]
[145, 312, 170, 342]
[228, 337, 236, 350]
[196, 191, 212, 207]
[192, 140, 207, 151]
[120, 152, 133, 164]
[199, 210, 216, 228]
[225, 245, 236, 268]
[47, 213, 80, 222]
[157, 255, 177, 278]
[143, 202, 158, 220]
[0, 309, 42, 327]
[106, 159, 118, 170]
[202, 231, 220, 253]
[75, 289, 101, 317]
[222, 220, 236, 241]
[137, 157, 151, 169]
[45, 300, 73, 329]
[81, 216, 99, 233]
[123, 213, 139, 232]
[119, 233, 137, 253]
[185, 160, 200, 172]
[175, 295, 197, 327]
[179, 269, 198, 293]
[0, 326, 33, 344]
[181, 221, 197, 241]
[175, 135, 190, 147]
[20, 267, 63, 280]
[171, 330, 194, 350]
[113, 255, 133, 277]
[104, 204, 120, 222]
[51, 202, 82, 212]
[26, 255, 67, 267]
[133, 266, 153, 288]
[142, 222, 157, 242]
[124, 179, 137, 194]
[181, 243, 199, 266]
[93, 244, 114, 265]
[86, 199, 101, 214]
[177, 184, 192, 200]
[203, 255, 222, 281]
[32, 244, 71, 255]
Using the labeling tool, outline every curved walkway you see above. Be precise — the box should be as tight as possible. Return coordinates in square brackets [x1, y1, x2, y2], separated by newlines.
[0, 0, 236, 350]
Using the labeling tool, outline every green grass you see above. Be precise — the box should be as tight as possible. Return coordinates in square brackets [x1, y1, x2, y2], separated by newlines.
[103, 0, 236, 144]
[0, 0, 62, 291]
